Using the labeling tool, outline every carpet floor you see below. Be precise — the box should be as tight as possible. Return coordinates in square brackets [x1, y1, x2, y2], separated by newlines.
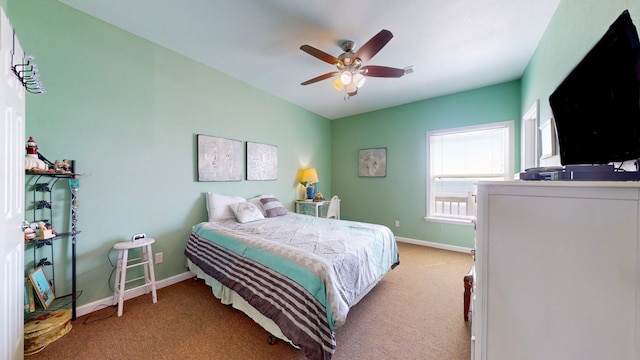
[29, 242, 473, 360]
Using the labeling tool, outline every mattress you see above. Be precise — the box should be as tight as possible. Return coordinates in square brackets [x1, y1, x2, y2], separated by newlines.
[184, 212, 399, 360]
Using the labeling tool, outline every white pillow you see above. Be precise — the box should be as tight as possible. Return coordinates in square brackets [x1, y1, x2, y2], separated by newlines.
[247, 194, 274, 216]
[206, 192, 246, 221]
[229, 202, 265, 223]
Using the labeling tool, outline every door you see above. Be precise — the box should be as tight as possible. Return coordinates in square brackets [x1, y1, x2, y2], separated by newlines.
[0, 7, 26, 360]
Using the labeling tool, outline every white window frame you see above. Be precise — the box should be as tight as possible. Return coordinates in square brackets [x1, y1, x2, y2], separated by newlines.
[425, 120, 514, 225]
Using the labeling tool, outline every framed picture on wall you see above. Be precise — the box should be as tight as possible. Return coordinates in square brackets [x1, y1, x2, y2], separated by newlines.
[246, 141, 278, 180]
[358, 147, 387, 177]
[197, 134, 243, 181]
[521, 100, 539, 170]
[539, 118, 557, 159]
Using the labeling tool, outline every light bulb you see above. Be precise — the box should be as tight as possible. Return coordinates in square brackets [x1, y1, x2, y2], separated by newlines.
[346, 82, 357, 94]
[353, 73, 366, 88]
[332, 77, 344, 91]
[340, 71, 352, 85]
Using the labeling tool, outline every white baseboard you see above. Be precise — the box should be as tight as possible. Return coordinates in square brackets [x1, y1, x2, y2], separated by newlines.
[395, 236, 473, 254]
[76, 271, 195, 318]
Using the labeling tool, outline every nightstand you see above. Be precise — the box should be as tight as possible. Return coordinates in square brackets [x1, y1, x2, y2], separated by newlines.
[295, 200, 330, 217]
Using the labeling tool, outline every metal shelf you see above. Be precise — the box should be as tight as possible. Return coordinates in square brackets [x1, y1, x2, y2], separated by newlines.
[25, 165, 80, 320]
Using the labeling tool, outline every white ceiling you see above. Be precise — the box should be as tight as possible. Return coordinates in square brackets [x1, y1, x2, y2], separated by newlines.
[58, 0, 561, 120]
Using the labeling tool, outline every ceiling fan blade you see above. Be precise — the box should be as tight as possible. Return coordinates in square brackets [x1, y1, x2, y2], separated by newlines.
[354, 29, 393, 63]
[362, 65, 405, 78]
[301, 72, 339, 85]
[300, 45, 342, 65]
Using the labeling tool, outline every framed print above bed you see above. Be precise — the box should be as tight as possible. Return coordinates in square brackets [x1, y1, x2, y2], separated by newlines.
[358, 147, 387, 177]
[246, 141, 278, 180]
[197, 134, 243, 181]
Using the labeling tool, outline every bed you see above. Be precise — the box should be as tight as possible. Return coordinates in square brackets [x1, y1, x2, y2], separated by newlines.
[184, 193, 400, 360]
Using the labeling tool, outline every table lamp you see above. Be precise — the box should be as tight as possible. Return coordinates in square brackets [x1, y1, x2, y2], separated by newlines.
[300, 168, 319, 199]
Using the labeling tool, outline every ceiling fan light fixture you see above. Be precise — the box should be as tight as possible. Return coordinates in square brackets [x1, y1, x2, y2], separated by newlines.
[346, 82, 357, 94]
[332, 77, 344, 91]
[353, 73, 366, 88]
[340, 71, 352, 85]
[300, 30, 405, 98]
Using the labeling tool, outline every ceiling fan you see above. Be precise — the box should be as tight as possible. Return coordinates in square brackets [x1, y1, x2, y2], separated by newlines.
[300, 29, 408, 97]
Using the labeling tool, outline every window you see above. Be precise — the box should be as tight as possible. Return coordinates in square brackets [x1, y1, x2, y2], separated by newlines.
[426, 121, 514, 224]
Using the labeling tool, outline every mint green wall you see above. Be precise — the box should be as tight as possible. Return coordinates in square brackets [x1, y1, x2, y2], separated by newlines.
[11, 0, 634, 308]
[331, 81, 521, 248]
[7, 0, 330, 307]
[522, 0, 640, 125]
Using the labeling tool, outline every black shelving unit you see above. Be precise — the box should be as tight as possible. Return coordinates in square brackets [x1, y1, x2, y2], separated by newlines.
[25, 165, 80, 320]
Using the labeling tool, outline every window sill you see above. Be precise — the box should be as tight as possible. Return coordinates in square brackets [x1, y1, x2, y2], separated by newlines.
[424, 216, 475, 226]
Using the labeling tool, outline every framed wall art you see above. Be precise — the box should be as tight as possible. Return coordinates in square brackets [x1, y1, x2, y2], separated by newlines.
[29, 266, 55, 309]
[359, 147, 387, 177]
[521, 100, 539, 170]
[246, 141, 278, 180]
[539, 118, 557, 160]
[197, 134, 243, 181]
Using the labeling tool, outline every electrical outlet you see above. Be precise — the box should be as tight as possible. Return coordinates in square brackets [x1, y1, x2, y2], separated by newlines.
[155, 252, 163, 264]
[395, 220, 400, 227]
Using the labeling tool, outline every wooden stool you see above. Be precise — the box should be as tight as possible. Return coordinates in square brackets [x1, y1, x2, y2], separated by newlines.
[464, 264, 474, 321]
[112, 237, 158, 317]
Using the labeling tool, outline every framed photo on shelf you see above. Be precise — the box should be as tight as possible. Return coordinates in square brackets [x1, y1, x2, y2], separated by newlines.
[24, 278, 36, 313]
[29, 266, 55, 309]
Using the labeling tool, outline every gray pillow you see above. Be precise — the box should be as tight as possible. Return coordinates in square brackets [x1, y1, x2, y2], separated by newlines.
[260, 197, 288, 217]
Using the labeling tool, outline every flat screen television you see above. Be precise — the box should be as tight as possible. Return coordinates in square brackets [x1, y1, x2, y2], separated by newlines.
[549, 10, 640, 168]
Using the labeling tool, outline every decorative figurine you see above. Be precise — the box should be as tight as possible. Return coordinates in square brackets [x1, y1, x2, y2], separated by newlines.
[25, 136, 47, 172]
[62, 159, 71, 172]
[26, 137, 38, 155]
[24, 227, 35, 243]
[37, 221, 54, 240]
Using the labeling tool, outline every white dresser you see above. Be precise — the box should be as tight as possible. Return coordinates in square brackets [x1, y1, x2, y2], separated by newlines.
[472, 181, 640, 360]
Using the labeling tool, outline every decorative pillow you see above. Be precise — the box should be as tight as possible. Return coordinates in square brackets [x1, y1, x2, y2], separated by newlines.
[229, 202, 265, 223]
[247, 194, 274, 216]
[206, 192, 246, 221]
[260, 197, 288, 217]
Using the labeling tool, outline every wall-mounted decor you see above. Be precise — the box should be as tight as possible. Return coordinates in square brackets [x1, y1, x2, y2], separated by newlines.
[197, 134, 243, 181]
[539, 118, 557, 160]
[359, 147, 387, 177]
[246, 141, 278, 180]
[521, 100, 539, 170]
[29, 266, 55, 309]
